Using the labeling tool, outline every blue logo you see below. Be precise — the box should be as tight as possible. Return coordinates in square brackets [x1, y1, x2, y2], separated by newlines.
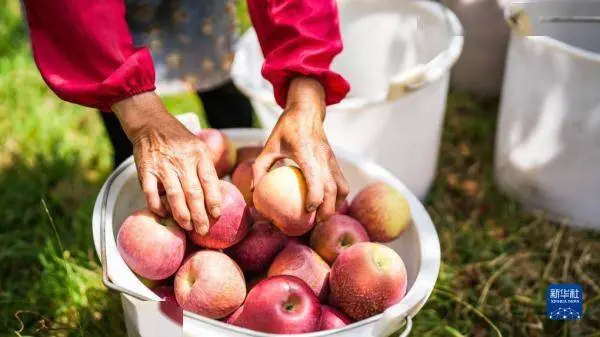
[546, 283, 583, 320]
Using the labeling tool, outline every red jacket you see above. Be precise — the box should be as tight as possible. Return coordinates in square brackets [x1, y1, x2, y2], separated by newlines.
[22, 0, 350, 111]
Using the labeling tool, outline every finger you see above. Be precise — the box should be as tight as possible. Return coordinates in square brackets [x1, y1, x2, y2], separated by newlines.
[161, 170, 192, 231]
[329, 154, 350, 210]
[317, 176, 337, 222]
[180, 165, 209, 235]
[197, 158, 222, 218]
[251, 152, 283, 191]
[141, 171, 166, 217]
[296, 155, 324, 212]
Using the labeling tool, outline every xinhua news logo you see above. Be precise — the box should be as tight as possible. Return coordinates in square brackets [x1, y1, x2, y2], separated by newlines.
[546, 283, 583, 321]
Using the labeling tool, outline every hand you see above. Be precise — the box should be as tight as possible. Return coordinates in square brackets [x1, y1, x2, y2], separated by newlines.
[112, 92, 221, 234]
[252, 77, 349, 222]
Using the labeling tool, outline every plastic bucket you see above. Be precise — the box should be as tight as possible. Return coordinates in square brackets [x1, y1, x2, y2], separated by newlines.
[231, 0, 463, 199]
[495, 1, 600, 229]
[92, 127, 441, 336]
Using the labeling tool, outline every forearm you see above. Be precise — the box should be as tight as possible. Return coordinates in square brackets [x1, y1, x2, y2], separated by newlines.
[247, 0, 350, 108]
[285, 77, 326, 122]
[111, 92, 172, 142]
[23, 0, 155, 110]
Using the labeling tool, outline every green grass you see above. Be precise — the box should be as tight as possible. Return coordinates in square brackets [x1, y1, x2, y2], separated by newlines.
[1, 1, 599, 336]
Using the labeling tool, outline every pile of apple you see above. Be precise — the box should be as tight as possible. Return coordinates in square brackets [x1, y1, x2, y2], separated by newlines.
[117, 129, 413, 334]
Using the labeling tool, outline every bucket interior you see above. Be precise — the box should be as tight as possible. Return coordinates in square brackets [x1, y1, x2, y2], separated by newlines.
[232, 0, 455, 102]
[104, 133, 424, 302]
[522, 0, 600, 54]
[335, 0, 453, 100]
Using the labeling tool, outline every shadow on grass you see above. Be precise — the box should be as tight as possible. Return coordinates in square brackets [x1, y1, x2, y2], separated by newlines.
[0, 153, 126, 336]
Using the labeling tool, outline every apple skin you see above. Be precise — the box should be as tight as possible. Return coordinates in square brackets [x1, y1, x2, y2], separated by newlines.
[227, 221, 288, 275]
[227, 275, 321, 334]
[349, 182, 411, 242]
[329, 242, 408, 320]
[174, 250, 246, 319]
[310, 214, 370, 264]
[337, 200, 349, 215]
[189, 181, 250, 249]
[253, 166, 316, 236]
[195, 128, 236, 178]
[318, 305, 353, 331]
[231, 159, 254, 206]
[236, 145, 263, 166]
[117, 209, 186, 280]
[267, 241, 330, 300]
[152, 286, 183, 325]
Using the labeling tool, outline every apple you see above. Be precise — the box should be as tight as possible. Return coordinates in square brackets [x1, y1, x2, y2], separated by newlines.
[195, 128, 236, 178]
[337, 199, 349, 215]
[227, 221, 287, 275]
[174, 250, 246, 319]
[253, 166, 316, 236]
[231, 159, 253, 206]
[349, 182, 411, 242]
[318, 305, 352, 331]
[153, 286, 183, 325]
[227, 275, 321, 334]
[236, 145, 263, 166]
[189, 181, 250, 249]
[117, 209, 186, 280]
[310, 214, 370, 264]
[268, 241, 330, 300]
[329, 242, 407, 320]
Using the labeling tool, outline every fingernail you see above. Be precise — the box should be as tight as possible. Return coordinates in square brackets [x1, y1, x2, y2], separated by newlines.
[307, 204, 316, 212]
[211, 206, 221, 218]
[182, 220, 192, 231]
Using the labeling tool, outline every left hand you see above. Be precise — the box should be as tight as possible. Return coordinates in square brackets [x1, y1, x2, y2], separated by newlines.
[252, 77, 349, 222]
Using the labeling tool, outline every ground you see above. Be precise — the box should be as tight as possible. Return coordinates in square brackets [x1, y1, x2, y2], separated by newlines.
[1, 1, 599, 336]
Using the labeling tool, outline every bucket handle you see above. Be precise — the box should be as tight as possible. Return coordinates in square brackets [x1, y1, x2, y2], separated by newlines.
[386, 5, 464, 101]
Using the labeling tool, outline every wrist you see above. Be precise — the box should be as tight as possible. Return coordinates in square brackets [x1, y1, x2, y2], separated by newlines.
[285, 77, 326, 121]
[111, 91, 167, 141]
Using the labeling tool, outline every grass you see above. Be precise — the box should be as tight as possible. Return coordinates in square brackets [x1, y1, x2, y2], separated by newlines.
[1, 1, 599, 336]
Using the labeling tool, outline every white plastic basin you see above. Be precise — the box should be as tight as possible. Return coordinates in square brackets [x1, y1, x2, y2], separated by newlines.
[92, 127, 441, 337]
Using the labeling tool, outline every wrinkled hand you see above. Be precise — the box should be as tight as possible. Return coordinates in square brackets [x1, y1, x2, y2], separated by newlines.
[252, 77, 349, 221]
[112, 92, 221, 234]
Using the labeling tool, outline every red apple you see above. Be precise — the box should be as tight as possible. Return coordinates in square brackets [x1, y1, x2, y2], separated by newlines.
[224, 304, 245, 324]
[174, 251, 246, 319]
[236, 145, 263, 166]
[349, 182, 411, 242]
[228, 275, 321, 334]
[337, 199, 349, 215]
[227, 221, 287, 275]
[189, 181, 250, 249]
[117, 209, 186, 280]
[268, 242, 330, 300]
[153, 286, 183, 325]
[329, 242, 407, 320]
[318, 305, 352, 331]
[195, 128, 236, 178]
[310, 214, 370, 264]
[253, 166, 316, 236]
[231, 159, 254, 206]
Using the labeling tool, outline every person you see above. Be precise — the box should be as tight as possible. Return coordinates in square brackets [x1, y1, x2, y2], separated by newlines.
[22, 0, 351, 235]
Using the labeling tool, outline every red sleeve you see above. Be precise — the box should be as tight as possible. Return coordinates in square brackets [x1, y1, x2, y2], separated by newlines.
[23, 0, 155, 111]
[247, 0, 350, 108]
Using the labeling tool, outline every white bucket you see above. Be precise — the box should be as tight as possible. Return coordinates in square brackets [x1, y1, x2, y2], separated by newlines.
[495, 1, 600, 229]
[92, 127, 441, 336]
[231, 0, 463, 199]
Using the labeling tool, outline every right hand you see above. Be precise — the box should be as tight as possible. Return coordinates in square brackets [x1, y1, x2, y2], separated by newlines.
[112, 92, 221, 234]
